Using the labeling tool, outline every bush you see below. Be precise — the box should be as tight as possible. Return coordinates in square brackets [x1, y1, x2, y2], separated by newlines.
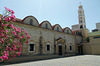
[0, 7, 31, 62]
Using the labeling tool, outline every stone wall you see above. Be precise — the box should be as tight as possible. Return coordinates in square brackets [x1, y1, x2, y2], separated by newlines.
[83, 36, 100, 55]
[13, 22, 82, 56]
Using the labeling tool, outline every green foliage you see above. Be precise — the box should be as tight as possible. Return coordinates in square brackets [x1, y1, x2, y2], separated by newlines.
[86, 37, 90, 42]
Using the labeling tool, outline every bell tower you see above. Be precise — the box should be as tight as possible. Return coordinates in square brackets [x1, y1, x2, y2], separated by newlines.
[72, 4, 89, 42]
[78, 5, 86, 29]
[78, 4, 89, 42]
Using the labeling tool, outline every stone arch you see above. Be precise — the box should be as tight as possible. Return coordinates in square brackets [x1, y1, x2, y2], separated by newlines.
[39, 21, 52, 29]
[63, 27, 72, 34]
[22, 16, 39, 26]
[56, 38, 65, 55]
[52, 24, 62, 32]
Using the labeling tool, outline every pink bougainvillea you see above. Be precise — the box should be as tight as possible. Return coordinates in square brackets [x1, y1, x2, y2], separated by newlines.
[0, 7, 31, 62]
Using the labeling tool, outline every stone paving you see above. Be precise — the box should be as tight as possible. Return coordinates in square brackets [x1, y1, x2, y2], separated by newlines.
[2, 55, 100, 66]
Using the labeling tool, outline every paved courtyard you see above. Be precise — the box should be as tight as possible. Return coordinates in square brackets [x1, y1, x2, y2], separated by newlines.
[2, 55, 100, 66]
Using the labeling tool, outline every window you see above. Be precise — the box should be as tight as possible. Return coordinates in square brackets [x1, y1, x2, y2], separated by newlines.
[47, 45, 50, 51]
[45, 23, 48, 29]
[57, 27, 59, 31]
[67, 29, 69, 34]
[30, 19, 33, 25]
[80, 25, 83, 29]
[80, 20, 82, 23]
[70, 46, 72, 50]
[79, 11, 81, 13]
[80, 17, 82, 19]
[29, 44, 34, 51]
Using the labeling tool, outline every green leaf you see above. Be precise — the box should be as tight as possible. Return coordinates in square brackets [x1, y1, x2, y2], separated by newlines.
[22, 38, 26, 41]
[0, 14, 2, 17]
[10, 39, 13, 42]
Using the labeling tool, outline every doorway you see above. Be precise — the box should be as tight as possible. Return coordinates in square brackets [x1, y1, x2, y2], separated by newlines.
[59, 45, 62, 55]
[78, 46, 83, 55]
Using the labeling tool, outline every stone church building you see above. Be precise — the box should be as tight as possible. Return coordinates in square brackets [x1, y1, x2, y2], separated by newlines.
[13, 5, 89, 57]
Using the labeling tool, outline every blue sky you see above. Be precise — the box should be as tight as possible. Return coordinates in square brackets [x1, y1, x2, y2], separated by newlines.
[0, 0, 100, 31]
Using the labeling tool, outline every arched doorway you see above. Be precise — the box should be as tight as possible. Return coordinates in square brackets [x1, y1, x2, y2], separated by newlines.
[58, 44, 62, 55]
[56, 38, 64, 55]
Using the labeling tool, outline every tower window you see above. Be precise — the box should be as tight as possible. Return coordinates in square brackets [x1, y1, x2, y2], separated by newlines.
[79, 11, 81, 13]
[80, 17, 82, 19]
[47, 45, 50, 51]
[80, 20, 82, 23]
[30, 19, 33, 25]
[29, 44, 35, 51]
[70, 46, 72, 50]
[80, 25, 83, 29]
[45, 23, 48, 29]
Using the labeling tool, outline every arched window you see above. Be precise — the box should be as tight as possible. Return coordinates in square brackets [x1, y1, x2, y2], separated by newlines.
[29, 43, 35, 52]
[70, 46, 72, 50]
[46, 43, 51, 51]
[67, 29, 69, 34]
[30, 19, 33, 25]
[80, 25, 83, 29]
[57, 27, 59, 31]
[80, 20, 82, 23]
[45, 23, 48, 29]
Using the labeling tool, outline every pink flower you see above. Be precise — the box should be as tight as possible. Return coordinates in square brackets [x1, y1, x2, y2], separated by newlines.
[2, 56, 8, 60]
[4, 17, 8, 22]
[9, 48, 12, 51]
[13, 41, 16, 43]
[5, 24, 7, 26]
[0, 57, 2, 59]
[19, 48, 21, 52]
[11, 14, 15, 19]
[22, 35, 25, 38]
[12, 31, 16, 35]
[8, 17, 11, 21]
[5, 30, 8, 32]
[18, 27, 21, 30]
[13, 55, 16, 58]
[0, 18, 1, 21]
[2, 33, 4, 36]
[4, 7, 11, 12]
[16, 34, 19, 37]
[10, 10, 14, 14]
[13, 44, 16, 48]
[17, 52, 21, 56]
[26, 41, 28, 43]
[28, 36, 31, 39]
[8, 44, 10, 46]
[14, 27, 17, 31]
